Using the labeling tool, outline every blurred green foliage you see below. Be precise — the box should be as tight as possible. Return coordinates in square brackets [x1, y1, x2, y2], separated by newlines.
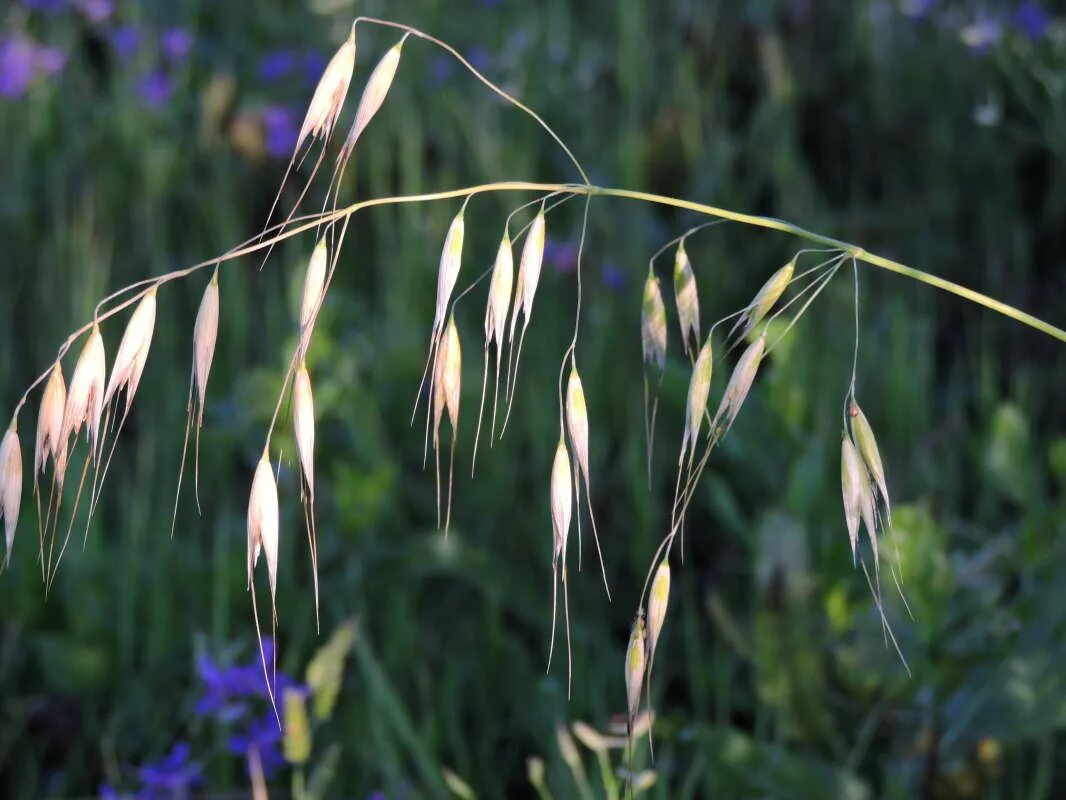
[1, 0, 1065, 797]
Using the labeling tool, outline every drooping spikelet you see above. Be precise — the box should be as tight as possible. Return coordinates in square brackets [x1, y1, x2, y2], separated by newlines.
[473, 232, 514, 458]
[624, 611, 647, 738]
[297, 29, 357, 152]
[104, 288, 157, 412]
[247, 452, 280, 603]
[293, 363, 316, 496]
[35, 363, 66, 479]
[733, 257, 795, 339]
[509, 210, 546, 344]
[550, 437, 573, 563]
[61, 324, 107, 467]
[341, 36, 407, 159]
[194, 271, 220, 424]
[432, 316, 462, 533]
[680, 338, 713, 465]
[1, 420, 22, 568]
[433, 209, 466, 340]
[641, 272, 667, 374]
[300, 240, 328, 333]
[673, 242, 700, 358]
[565, 367, 589, 490]
[711, 333, 766, 436]
[647, 558, 671, 662]
[840, 436, 864, 565]
[850, 403, 890, 518]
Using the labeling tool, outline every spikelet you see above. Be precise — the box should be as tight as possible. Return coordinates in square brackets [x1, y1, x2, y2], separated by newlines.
[840, 436, 863, 565]
[61, 325, 106, 466]
[850, 403, 889, 518]
[509, 210, 546, 344]
[1, 421, 22, 568]
[565, 367, 589, 490]
[473, 232, 514, 458]
[431, 317, 462, 533]
[733, 257, 795, 339]
[680, 338, 713, 464]
[673, 242, 700, 358]
[194, 271, 220, 423]
[641, 272, 667, 374]
[433, 210, 465, 339]
[297, 29, 357, 151]
[647, 558, 671, 661]
[624, 611, 647, 738]
[857, 459, 880, 573]
[550, 438, 573, 562]
[293, 364, 315, 496]
[35, 363, 66, 479]
[341, 36, 406, 159]
[711, 333, 766, 436]
[247, 452, 279, 603]
[104, 288, 157, 412]
[300, 240, 328, 333]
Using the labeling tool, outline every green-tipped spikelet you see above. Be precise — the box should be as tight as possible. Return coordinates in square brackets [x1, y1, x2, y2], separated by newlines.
[850, 403, 889, 517]
[625, 612, 647, 735]
[712, 333, 765, 435]
[647, 558, 671, 661]
[672, 242, 700, 358]
[433, 209, 465, 339]
[735, 257, 794, 338]
[840, 436, 864, 565]
[642, 271, 667, 373]
[681, 338, 713, 463]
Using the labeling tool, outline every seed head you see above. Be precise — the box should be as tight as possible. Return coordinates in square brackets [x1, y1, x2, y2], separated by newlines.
[742, 257, 794, 335]
[510, 211, 546, 339]
[673, 242, 700, 357]
[297, 30, 357, 151]
[1, 421, 22, 567]
[247, 452, 280, 602]
[194, 272, 220, 415]
[62, 324, 107, 462]
[565, 366, 589, 488]
[434, 316, 462, 434]
[712, 333, 766, 435]
[647, 558, 671, 659]
[104, 288, 157, 412]
[342, 37, 406, 159]
[682, 338, 713, 456]
[625, 611, 647, 729]
[293, 363, 315, 495]
[550, 437, 572, 560]
[485, 233, 514, 348]
[840, 436, 864, 564]
[434, 210, 465, 337]
[641, 272, 667, 373]
[300, 240, 328, 332]
[850, 403, 889, 517]
[35, 363, 66, 478]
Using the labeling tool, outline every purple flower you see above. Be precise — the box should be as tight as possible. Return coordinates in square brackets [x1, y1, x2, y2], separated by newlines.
[258, 50, 296, 82]
[196, 638, 307, 715]
[303, 51, 327, 86]
[1013, 2, 1049, 40]
[0, 38, 38, 99]
[262, 105, 297, 158]
[137, 742, 202, 796]
[545, 237, 579, 273]
[137, 70, 173, 108]
[74, 0, 113, 24]
[228, 712, 285, 776]
[160, 28, 193, 62]
[601, 263, 626, 292]
[109, 25, 141, 62]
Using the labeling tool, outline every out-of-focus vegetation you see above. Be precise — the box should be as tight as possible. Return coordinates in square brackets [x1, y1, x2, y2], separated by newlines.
[1, 1, 1065, 797]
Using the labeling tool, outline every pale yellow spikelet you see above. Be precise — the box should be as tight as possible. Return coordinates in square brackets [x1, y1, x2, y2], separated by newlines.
[35, 363, 66, 478]
[681, 338, 713, 461]
[436, 316, 462, 434]
[841, 436, 863, 565]
[300, 240, 328, 332]
[248, 452, 280, 602]
[711, 333, 766, 435]
[850, 403, 890, 517]
[434, 210, 465, 337]
[509, 210, 546, 342]
[647, 558, 671, 660]
[641, 272, 667, 373]
[625, 612, 647, 734]
[104, 288, 157, 412]
[297, 29, 356, 151]
[194, 271, 220, 418]
[61, 324, 106, 463]
[341, 36, 406, 159]
[485, 233, 514, 350]
[1, 420, 22, 568]
[550, 437, 572, 560]
[673, 242, 700, 358]
[293, 363, 315, 495]
[857, 460, 880, 573]
[737, 257, 795, 337]
[565, 367, 589, 488]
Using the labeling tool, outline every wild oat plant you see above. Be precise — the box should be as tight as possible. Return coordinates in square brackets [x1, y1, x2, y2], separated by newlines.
[1, 16, 1063, 779]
